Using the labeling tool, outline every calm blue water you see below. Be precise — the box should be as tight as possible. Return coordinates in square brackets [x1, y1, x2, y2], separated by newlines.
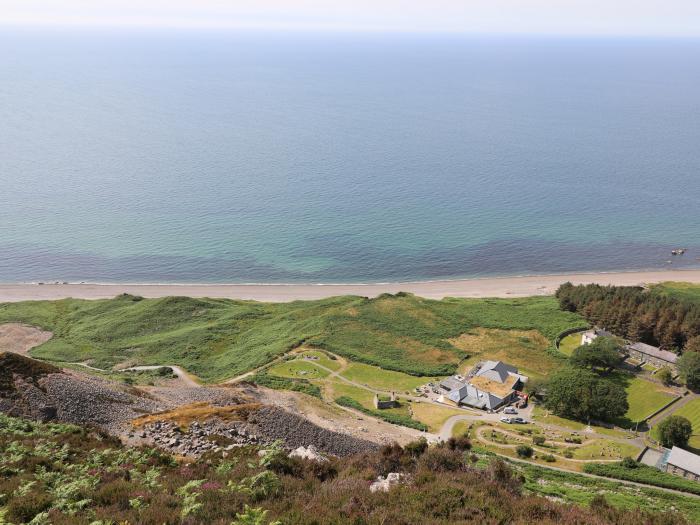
[2, 30, 700, 283]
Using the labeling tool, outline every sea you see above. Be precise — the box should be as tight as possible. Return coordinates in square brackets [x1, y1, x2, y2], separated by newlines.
[2, 29, 700, 283]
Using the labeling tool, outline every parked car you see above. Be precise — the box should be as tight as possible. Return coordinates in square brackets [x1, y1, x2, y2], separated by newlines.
[503, 407, 518, 414]
[500, 417, 512, 424]
[512, 417, 527, 424]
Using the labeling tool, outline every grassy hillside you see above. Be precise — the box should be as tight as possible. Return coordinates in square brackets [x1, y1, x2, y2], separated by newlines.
[650, 282, 700, 303]
[0, 293, 583, 382]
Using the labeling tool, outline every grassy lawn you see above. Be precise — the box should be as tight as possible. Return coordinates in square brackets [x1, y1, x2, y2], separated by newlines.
[267, 359, 330, 380]
[621, 376, 676, 425]
[452, 420, 471, 438]
[295, 348, 343, 371]
[558, 332, 584, 356]
[570, 440, 640, 460]
[653, 398, 700, 450]
[453, 327, 566, 380]
[530, 405, 632, 439]
[409, 402, 469, 433]
[342, 361, 432, 393]
[0, 293, 584, 382]
[325, 380, 376, 409]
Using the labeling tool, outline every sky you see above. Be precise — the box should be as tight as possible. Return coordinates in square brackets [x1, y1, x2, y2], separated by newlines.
[1, 0, 699, 37]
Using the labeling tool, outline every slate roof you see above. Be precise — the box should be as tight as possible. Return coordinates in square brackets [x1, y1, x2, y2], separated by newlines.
[626, 342, 678, 364]
[476, 360, 518, 383]
[667, 447, 700, 477]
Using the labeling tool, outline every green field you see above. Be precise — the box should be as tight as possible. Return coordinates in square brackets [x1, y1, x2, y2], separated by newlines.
[341, 362, 431, 392]
[654, 398, 700, 449]
[621, 376, 676, 425]
[604, 373, 678, 427]
[0, 293, 583, 382]
[558, 332, 584, 356]
[650, 282, 700, 303]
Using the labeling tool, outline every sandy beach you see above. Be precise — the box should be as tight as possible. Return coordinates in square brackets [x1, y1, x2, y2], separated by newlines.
[2, 269, 700, 303]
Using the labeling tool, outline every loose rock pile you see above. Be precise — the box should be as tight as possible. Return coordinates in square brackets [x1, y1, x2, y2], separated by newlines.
[132, 420, 268, 457]
[131, 406, 379, 457]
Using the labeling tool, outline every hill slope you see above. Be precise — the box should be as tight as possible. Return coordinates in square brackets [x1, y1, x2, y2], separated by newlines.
[0, 293, 583, 382]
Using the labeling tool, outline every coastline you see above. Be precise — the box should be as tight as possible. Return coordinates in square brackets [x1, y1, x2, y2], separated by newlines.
[2, 269, 700, 303]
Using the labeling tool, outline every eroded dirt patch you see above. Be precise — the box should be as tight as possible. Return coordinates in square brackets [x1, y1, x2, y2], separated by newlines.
[0, 323, 53, 355]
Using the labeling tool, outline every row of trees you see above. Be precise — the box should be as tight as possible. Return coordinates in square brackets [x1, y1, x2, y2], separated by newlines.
[556, 283, 700, 352]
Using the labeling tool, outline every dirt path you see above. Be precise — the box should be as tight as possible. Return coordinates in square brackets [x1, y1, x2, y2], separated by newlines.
[121, 365, 200, 387]
[0, 323, 52, 355]
[70, 362, 200, 387]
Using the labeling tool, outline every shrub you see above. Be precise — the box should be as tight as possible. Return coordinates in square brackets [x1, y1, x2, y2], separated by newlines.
[516, 445, 533, 458]
[657, 366, 674, 386]
[404, 438, 428, 457]
[6, 491, 53, 524]
[621, 456, 638, 469]
[418, 448, 464, 472]
[532, 436, 545, 446]
[563, 450, 574, 459]
[446, 436, 472, 452]
[656, 416, 693, 448]
[542, 454, 556, 462]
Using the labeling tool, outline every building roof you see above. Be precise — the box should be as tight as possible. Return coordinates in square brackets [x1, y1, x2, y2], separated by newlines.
[626, 342, 678, 364]
[476, 360, 518, 383]
[440, 377, 466, 391]
[468, 374, 517, 398]
[667, 447, 700, 477]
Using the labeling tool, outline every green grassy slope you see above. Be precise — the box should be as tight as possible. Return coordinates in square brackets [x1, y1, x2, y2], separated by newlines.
[0, 293, 583, 382]
[650, 282, 700, 303]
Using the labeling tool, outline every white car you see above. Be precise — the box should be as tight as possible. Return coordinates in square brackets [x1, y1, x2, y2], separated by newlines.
[503, 407, 518, 414]
[500, 417, 512, 424]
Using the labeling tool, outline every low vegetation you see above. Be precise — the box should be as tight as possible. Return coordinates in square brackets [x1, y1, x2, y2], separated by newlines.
[584, 460, 700, 496]
[0, 413, 695, 525]
[0, 293, 584, 382]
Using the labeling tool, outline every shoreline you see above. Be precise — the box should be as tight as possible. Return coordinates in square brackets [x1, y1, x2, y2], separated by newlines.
[2, 269, 700, 302]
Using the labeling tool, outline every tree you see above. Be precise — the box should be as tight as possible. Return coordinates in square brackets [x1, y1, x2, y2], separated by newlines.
[570, 337, 622, 371]
[678, 351, 700, 392]
[685, 335, 700, 353]
[543, 368, 628, 423]
[657, 366, 674, 386]
[656, 416, 692, 448]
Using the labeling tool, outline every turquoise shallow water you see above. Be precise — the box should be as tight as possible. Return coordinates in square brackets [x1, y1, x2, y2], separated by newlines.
[2, 30, 700, 283]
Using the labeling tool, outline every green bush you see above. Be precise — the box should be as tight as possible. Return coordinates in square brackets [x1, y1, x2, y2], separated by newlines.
[542, 454, 556, 462]
[516, 445, 533, 458]
[532, 436, 545, 446]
